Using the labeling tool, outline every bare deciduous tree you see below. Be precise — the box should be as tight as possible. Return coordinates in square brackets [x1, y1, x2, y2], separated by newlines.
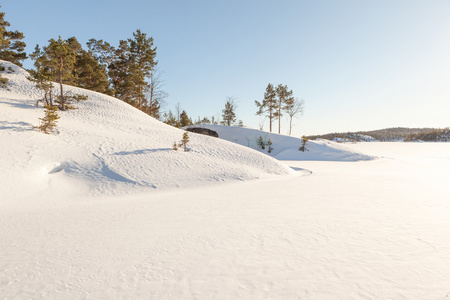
[144, 65, 168, 118]
[286, 97, 304, 136]
[175, 102, 181, 124]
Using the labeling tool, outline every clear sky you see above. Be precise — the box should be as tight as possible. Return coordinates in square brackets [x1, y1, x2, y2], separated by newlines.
[3, 0, 450, 136]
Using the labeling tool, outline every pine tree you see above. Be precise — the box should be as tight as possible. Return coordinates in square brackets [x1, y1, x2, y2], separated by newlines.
[257, 136, 265, 150]
[200, 117, 210, 124]
[163, 110, 180, 127]
[0, 64, 9, 88]
[222, 97, 237, 126]
[299, 135, 309, 152]
[108, 40, 133, 101]
[128, 29, 157, 109]
[74, 49, 110, 94]
[87, 38, 119, 97]
[87, 38, 116, 67]
[267, 139, 273, 153]
[36, 105, 60, 134]
[180, 110, 192, 127]
[86, 31, 158, 112]
[275, 84, 294, 134]
[255, 83, 277, 132]
[0, 6, 26, 66]
[30, 37, 88, 110]
[180, 132, 190, 152]
[42, 37, 78, 110]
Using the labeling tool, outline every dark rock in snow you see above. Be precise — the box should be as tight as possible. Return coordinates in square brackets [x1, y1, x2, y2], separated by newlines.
[186, 127, 219, 138]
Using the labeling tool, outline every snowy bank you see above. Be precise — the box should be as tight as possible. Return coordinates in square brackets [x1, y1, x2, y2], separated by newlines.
[185, 124, 374, 161]
[0, 61, 293, 201]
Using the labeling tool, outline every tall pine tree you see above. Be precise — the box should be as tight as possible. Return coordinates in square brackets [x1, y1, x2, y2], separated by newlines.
[0, 5, 26, 66]
[255, 83, 277, 132]
[44, 37, 77, 110]
[31, 37, 88, 110]
[108, 40, 133, 101]
[275, 84, 294, 134]
[74, 49, 110, 94]
[128, 29, 157, 109]
[87, 38, 117, 95]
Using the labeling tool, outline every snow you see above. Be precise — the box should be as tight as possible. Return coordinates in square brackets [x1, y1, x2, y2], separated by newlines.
[185, 124, 373, 161]
[1, 61, 450, 299]
[0, 60, 293, 203]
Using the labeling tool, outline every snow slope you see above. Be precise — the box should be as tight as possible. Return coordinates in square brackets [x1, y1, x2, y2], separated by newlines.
[0, 60, 292, 202]
[185, 124, 373, 161]
[3, 61, 449, 300]
[1, 143, 450, 299]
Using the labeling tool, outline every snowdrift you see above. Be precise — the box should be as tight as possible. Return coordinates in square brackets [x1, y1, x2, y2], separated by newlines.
[185, 124, 374, 161]
[0, 61, 293, 201]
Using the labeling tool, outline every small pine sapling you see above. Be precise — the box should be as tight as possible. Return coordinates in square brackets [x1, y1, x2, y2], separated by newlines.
[257, 136, 265, 149]
[267, 139, 273, 153]
[36, 105, 60, 134]
[172, 141, 178, 151]
[180, 132, 190, 152]
[0, 75, 8, 88]
[299, 135, 309, 152]
[0, 64, 9, 89]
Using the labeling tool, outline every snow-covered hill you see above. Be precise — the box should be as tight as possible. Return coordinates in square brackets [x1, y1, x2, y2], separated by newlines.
[0, 61, 293, 201]
[185, 124, 373, 161]
[2, 61, 450, 299]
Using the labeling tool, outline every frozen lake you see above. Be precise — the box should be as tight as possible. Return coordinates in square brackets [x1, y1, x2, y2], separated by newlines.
[1, 142, 450, 299]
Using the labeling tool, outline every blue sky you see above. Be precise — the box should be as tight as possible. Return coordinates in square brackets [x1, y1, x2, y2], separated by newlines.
[3, 0, 450, 136]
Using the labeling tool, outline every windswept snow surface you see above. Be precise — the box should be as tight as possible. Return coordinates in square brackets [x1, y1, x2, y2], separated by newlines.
[2, 61, 450, 299]
[185, 124, 373, 161]
[0, 61, 292, 203]
[1, 142, 450, 299]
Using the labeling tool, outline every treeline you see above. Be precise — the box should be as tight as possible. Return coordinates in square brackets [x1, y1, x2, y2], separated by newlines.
[0, 5, 164, 116]
[0, 5, 26, 87]
[30, 32, 162, 115]
[162, 97, 243, 128]
[404, 128, 450, 142]
[308, 127, 441, 142]
[255, 83, 304, 135]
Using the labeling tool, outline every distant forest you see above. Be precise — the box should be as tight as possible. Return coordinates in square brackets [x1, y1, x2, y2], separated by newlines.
[308, 127, 450, 142]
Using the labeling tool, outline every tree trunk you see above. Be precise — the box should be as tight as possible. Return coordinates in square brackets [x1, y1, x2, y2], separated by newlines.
[269, 110, 272, 132]
[49, 89, 53, 107]
[59, 56, 64, 110]
[289, 116, 293, 136]
[278, 106, 281, 134]
[138, 82, 142, 109]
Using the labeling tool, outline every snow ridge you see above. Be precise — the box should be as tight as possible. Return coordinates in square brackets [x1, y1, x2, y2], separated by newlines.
[0, 60, 292, 201]
[186, 124, 374, 161]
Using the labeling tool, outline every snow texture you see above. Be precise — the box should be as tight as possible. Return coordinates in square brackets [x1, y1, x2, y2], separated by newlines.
[0, 60, 293, 202]
[2, 60, 449, 299]
[185, 124, 374, 161]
